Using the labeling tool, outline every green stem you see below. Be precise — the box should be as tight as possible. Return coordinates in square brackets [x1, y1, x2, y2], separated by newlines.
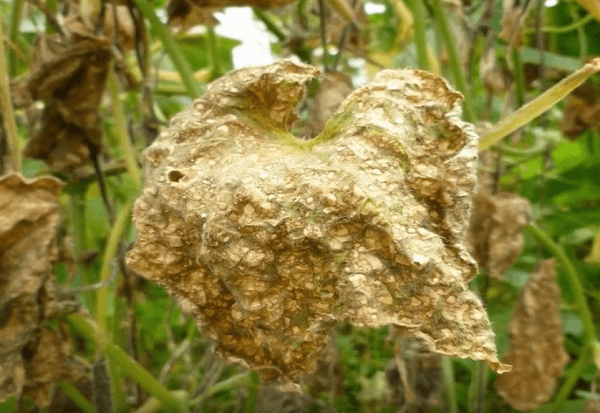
[8, 0, 24, 76]
[441, 356, 458, 413]
[188, 373, 250, 405]
[480, 58, 600, 150]
[252, 9, 286, 41]
[431, 0, 474, 122]
[66, 314, 189, 413]
[244, 371, 259, 413]
[408, 0, 429, 71]
[526, 224, 596, 345]
[107, 67, 142, 188]
[523, 13, 594, 34]
[567, 1, 588, 61]
[96, 199, 134, 335]
[511, 48, 525, 109]
[132, 0, 200, 97]
[67, 184, 98, 311]
[58, 381, 96, 413]
[0, 16, 21, 172]
[206, 26, 222, 78]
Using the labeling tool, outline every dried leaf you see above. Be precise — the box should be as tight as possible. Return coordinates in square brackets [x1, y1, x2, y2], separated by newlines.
[126, 60, 510, 388]
[585, 398, 600, 413]
[495, 259, 570, 412]
[499, 0, 530, 47]
[0, 173, 80, 405]
[468, 191, 531, 280]
[22, 7, 111, 171]
[103, 5, 136, 51]
[561, 79, 600, 140]
[300, 71, 354, 138]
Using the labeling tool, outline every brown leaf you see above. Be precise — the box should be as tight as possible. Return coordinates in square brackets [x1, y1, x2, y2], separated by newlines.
[166, 0, 218, 31]
[22, 6, 111, 172]
[0, 173, 81, 405]
[126, 60, 510, 388]
[495, 259, 570, 411]
[561, 79, 600, 140]
[468, 191, 531, 280]
[500, 0, 531, 47]
[300, 71, 354, 138]
[103, 5, 136, 51]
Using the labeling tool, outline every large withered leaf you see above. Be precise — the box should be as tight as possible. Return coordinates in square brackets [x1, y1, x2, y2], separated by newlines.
[126, 60, 509, 388]
[0, 173, 80, 405]
[495, 259, 569, 411]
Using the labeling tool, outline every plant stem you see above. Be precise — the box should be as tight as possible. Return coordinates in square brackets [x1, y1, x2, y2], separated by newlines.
[96, 199, 134, 335]
[0, 16, 21, 172]
[59, 381, 97, 413]
[408, 0, 429, 71]
[132, 0, 200, 97]
[66, 314, 189, 413]
[107, 68, 142, 188]
[511, 48, 525, 109]
[441, 356, 458, 413]
[8, 0, 24, 76]
[431, 0, 475, 122]
[244, 371, 259, 413]
[523, 13, 594, 34]
[188, 373, 251, 405]
[526, 224, 597, 345]
[252, 9, 286, 41]
[207, 26, 222, 78]
[480, 58, 600, 150]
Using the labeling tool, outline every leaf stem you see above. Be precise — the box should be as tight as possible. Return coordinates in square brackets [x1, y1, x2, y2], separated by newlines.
[96, 199, 134, 335]
[107, 68, 142, 188]
[132, 0, 200, 97]
[431, 0, 475, 122]
[408, 0, 429, 71]
[480, 58, 600, 150]
[0, 16, 21, 172]
[252, 9, 286, 41]
[58, 381, 97, 413]
[66, 314, 189, 413]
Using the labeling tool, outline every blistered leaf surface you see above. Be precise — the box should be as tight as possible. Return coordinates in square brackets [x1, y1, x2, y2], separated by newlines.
[0, 173, 80, 405]
[495, 259, 569, 411]
[127, 60, 509, 387]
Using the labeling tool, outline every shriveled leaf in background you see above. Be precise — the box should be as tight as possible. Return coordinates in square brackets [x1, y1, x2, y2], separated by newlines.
[127, 59, 510, 389]
[468, 192, 531, 280]
[561, 79, 600, 140]
[495, 259, 570, 411]
[0, 174, 81, 406]
[18, 6, 111, 172]
[298, 71, 353, 138]
[468, 151, 531, 280]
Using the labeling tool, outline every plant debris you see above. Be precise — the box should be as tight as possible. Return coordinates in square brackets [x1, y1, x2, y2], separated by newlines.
[0, 173, 82, 405]
[127, 59, 510, 389]
[495, 259, 570, 411]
